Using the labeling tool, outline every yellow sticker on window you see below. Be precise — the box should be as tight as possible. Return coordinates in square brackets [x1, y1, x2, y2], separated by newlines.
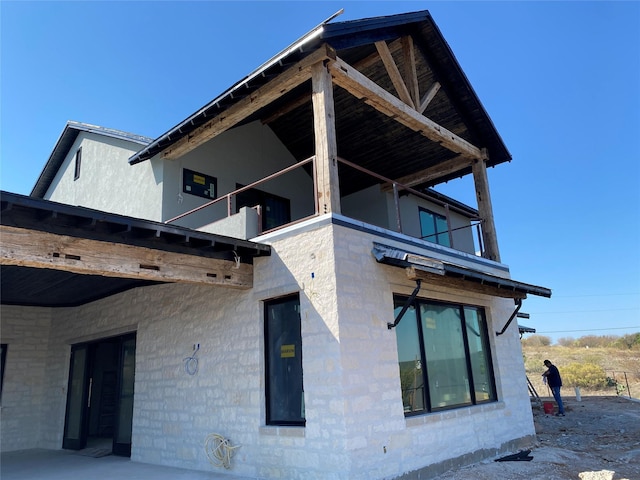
[281, 344, 295, 358]
[193, 174, 205, 185]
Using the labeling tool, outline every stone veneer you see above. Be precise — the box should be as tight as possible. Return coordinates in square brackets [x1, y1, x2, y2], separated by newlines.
[0, 217, 535, 479]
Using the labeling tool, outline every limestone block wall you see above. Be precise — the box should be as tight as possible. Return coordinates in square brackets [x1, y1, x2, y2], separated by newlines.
[0, 306, 52, 451]
[328, 223, 535, 479]
[0, 216, 534, 480]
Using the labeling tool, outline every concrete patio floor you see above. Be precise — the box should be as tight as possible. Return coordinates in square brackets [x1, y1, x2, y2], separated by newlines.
[1, 449, 254, 480]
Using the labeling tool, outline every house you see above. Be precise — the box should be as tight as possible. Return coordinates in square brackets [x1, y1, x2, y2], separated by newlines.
[0, 10, 551, 480]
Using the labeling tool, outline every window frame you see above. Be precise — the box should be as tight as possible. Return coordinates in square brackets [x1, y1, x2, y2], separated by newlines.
[0, 344, 7, 401]
[73, 147, 82, 181]
[393, 295, 497, 416]
[236, 184, 291, 232]
[418, 207, 450, 247]
[182, 168, 217, 200]
[264, 294, 305, 427]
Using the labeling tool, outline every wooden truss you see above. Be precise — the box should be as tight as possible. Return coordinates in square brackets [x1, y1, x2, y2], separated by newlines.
[158, 38, 500, 261]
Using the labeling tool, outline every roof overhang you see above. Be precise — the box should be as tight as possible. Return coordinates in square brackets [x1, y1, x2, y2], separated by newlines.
[372, 243, 551, 300]
[1, 191, 270, 307]
[127, 10, 511, 194]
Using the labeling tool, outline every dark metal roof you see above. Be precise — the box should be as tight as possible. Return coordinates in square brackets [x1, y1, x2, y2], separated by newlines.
[1, 191, 270, 307]
[31, 121, 154, 198]
[128, 10, 511, 194]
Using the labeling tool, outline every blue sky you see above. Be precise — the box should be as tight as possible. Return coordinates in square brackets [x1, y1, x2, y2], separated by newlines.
[1, 1, 639, 343]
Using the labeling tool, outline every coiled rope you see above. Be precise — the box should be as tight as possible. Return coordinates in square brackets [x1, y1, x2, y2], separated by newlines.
[204, 433, 241, 469]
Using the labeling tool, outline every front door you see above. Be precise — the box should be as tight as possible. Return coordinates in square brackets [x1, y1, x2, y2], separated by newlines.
[62, 333, 136, 456]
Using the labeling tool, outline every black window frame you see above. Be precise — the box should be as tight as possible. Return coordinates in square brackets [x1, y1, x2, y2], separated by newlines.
[73, 147, 82, 181]
[236, 184, 291, 232]
[182, 168, 217, 200]
[418, 207, 450, 247]
[264, 294, 305, 427]
[393, 295, 497, 416]
[0, 344, 7, 401]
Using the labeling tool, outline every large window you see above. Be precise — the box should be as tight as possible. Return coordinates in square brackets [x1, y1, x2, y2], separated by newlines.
[419, 208, 450, 247]
[264, 294, 304, 426]
[394, 296, 496, 415]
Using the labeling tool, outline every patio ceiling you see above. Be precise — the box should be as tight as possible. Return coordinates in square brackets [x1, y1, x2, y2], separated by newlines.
[0, 192, 270, 308]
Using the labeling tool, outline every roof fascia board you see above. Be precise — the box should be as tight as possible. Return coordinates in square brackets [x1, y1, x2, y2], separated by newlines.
[128, 14, 341, 165]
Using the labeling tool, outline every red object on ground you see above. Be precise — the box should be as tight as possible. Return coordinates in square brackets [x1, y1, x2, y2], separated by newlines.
[543, 402, 554, 414]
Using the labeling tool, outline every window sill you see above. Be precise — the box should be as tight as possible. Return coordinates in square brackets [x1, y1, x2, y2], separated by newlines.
[259, 425, 305, 437]
[405, 401, 505, 428]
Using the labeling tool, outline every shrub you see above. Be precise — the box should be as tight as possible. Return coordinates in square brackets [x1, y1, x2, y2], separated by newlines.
[521, 335, 551, 347]
[561, 363, 608, 390]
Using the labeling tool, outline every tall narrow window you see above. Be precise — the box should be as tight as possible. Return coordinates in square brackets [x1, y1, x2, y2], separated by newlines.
[73, 147, 82, 180]
[0, 344, 7, 400]
[419, 207, 450, 247]
[264, 294, 304, 426]
[394, 297, 496, 415]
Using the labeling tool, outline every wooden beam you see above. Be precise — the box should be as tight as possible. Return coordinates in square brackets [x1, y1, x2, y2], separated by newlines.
[329, 56, 483, 160]
[163, 44, 336, 160]
[418, 81, 441, 114]
[405, 266, 526, 299]
[375, 41, 415, 108]
[312, 61, 341, 214]
[0, 226, 253, 289]
[401, 36, 420, 107]
[471, 152, 500, 262]
[262, 93, 310, 124]
[352, 37, 403, 71]
[381, 154, 471, 191]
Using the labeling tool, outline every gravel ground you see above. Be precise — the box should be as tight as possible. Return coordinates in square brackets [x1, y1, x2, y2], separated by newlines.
[433, 395, 640, 480]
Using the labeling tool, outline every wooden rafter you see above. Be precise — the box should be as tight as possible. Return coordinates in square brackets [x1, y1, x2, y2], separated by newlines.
[401, 36, 420, 107]
[329, 56, 483, 159]
[375, 40, 415, 108]
[419, 81, 441, 114]
[381, 154, 471, 191]
[162, 44, 337, 160]
[0, 225, 253, 289]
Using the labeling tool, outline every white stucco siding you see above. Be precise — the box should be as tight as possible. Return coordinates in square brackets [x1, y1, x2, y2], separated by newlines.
[341, 186, 477, 256]
[162, 121, 315, 230]
[44, 133, 163, 220]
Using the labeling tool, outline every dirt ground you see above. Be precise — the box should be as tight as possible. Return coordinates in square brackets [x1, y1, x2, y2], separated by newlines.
[433, 395, 640, 480]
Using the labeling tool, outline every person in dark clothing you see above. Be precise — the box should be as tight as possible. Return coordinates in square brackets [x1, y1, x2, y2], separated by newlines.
[542, 359, 565, 415]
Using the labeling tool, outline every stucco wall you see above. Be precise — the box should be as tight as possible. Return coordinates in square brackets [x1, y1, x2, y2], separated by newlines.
[0, 218, 533, 479]
[44, 133, 163, 220]
[163, 121, 315, 231]
[341, 185, 477, 255]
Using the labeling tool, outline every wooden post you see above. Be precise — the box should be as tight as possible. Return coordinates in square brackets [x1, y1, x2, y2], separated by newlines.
[472, 151, 500, 262]
[312, 61, 341, 214]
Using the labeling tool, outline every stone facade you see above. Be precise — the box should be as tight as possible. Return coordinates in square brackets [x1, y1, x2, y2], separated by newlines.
[0, 215, 534, 479]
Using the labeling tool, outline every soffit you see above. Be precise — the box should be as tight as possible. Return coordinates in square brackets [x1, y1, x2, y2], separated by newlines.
[0, 191, 271, 307]
[129, 11, 511, 195]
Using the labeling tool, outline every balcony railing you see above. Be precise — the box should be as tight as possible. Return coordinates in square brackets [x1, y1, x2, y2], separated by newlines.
[164, 155, 486, 257]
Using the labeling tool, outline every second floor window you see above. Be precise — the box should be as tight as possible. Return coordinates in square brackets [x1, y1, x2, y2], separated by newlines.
[419, 207, 450, 247]
[236, 186, 291, 232]
[73, 147, 82, 180]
